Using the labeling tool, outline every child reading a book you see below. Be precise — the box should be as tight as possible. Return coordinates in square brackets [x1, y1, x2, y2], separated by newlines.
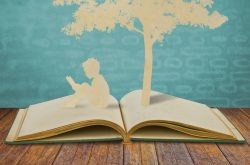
[65, 58, 110, 108]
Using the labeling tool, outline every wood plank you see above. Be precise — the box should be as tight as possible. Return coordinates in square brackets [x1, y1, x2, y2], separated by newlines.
[217, 108, 250, 165]
[220, 109, 250, 142]
[53, 144, 78, 165]
[88, 142, 109, 164]
[36, 144, 62, 165]
[0, 110, 17, 136]
[186, 143, 229, 165]
[17, 145, 46, 165]
[14, 143, 60, 165]
[218, 144, 250, 165]
[0, 145, 29, 165]
[241, 108, 250, 118]
[124, 142, 142, 165]
[106, 142, 123, 165]
[140, 142, 158, 165]
[0, 110, 19, 162]
[55, 142, 118, 165]
[70, 143, 93, 165]
[222, 109, 250, 130]
[155, 142, 193, 165]
[0, 109, 11, 119]
[201, 144, 230, 165]
[0, 109, 61, 165]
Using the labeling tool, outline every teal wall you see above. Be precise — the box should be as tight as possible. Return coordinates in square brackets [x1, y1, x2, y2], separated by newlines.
[0, 0, 250, 108]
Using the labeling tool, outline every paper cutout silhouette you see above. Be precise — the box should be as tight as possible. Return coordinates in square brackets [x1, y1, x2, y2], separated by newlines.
[65, 58, 110, 108]
[53, 0, 228, 106]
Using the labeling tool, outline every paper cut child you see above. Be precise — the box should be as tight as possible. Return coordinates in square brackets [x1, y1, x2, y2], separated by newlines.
[65, 58, 110, 108]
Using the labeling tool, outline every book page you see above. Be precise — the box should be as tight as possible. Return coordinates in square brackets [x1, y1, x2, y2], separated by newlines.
[42, 126, 123, 141]
[6, 113, 123, 142]
[129, 126, 243, 142]
[130, 126, 206, 140]
[18, 95, 124, 137]
[120, 90, 233, 136]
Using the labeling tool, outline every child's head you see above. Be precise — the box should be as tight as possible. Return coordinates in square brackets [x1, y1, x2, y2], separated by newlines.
[82, 58, 100, 79]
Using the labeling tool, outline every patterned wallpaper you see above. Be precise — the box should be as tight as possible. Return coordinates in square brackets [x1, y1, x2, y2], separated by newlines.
[0, 0, 250, 108]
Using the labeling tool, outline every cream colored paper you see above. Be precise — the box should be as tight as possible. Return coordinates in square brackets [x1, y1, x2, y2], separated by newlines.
[43, 126, 122, 141]
[131, 126, 205, 140]
[211, 108, 245, 141]
[18, 95, 124, 137]
[65, 58, 110, 108]
[6, 109, 27, 142]
[6, 90, 245, 143]
[120, 90, 233, 136]
[6, 112, 122, 142]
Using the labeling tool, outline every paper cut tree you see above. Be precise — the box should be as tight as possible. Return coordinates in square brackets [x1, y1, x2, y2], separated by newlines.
[53, 0, 228, 106]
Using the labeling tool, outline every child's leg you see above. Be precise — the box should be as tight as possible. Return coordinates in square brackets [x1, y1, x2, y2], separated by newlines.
[65, 92, 84, 108]
[64, 83, 90, 108]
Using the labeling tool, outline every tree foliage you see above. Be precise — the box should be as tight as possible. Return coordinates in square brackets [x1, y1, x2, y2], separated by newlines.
[53, 0, 228, 43]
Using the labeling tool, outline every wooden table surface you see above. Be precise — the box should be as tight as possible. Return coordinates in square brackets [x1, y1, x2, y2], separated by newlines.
[0, 108, 249, 165]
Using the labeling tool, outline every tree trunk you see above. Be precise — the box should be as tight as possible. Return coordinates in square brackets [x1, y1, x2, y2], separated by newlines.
[141, 31, 153, 106]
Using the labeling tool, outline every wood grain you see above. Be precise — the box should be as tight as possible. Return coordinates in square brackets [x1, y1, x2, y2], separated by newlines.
[155, 142, 193, 165]
[88, 142, 109, 164]
[217, 108, 250, 165]
[0, 111, 19, 163]
[17, 145, 47, 165]
[218, 144, 250, 165]
[36, 144, 61, 165]
[220, 108, 250, 142]
[106, 142, 123, 165]
[0, 110, 17, 135]
[69, 143, 93, 165]
[223, 109, 250, 130]
[0, 109, 10, 120]
[53, 144, 79, 165]
[124, 142, 142, 165]
[0, 144, 29, 165]
[186, 143, 229, 165]
[0, 108, 250, 165]
[241, 108, 250, 119]
[140, 142, 158, 165]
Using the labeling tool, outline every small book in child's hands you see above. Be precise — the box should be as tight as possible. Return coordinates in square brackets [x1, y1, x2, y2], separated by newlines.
[5, 90, 245, 144]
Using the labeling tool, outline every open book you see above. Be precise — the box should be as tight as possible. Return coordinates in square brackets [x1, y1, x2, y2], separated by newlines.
[6, 90, 245, 144]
